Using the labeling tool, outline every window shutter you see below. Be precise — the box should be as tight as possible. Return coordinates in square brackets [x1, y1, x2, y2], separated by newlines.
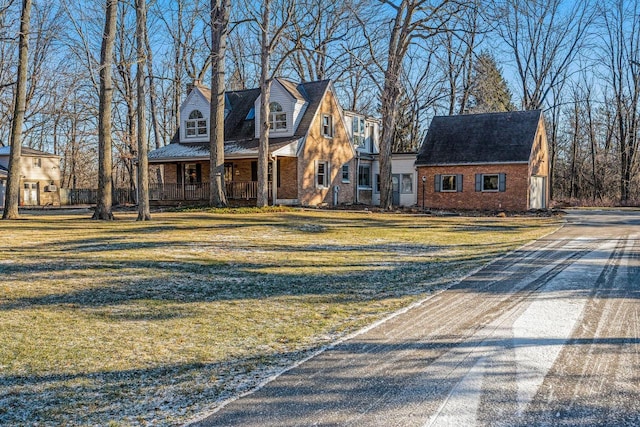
[177, 163, 182, 185]
[434, 174, 441, 192]
[326, 162, 331, 187]
[456, 174, 463, 192]
[499, 173, 506, 192]
[475, 174, 482, 192]
[196, 164, 202, 183]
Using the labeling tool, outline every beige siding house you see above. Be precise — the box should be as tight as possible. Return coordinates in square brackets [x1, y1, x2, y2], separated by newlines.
[148, 78, 360, 207]
[0, 146, 61, 207]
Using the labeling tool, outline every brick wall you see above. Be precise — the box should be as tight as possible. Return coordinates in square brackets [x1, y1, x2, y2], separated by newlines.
[298, 89, 355, 206]
[276, 157, 297, 199]
[416, 163, 530, 211]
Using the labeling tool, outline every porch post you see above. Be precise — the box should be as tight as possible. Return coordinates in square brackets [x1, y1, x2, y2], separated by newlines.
[271, 156, 277, 205]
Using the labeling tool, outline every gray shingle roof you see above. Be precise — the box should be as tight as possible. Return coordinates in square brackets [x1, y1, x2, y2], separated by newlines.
[148, 138, 300, 162]
[158, 79, 332, 160]
[0, 146, 59, 157]
[415, 110, 542, 166]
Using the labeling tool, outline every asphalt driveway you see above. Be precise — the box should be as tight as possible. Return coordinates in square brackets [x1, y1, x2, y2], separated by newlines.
[190, 210, 640, 426]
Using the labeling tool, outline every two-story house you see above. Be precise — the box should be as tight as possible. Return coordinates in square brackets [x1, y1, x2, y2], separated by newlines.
[0, 146, 61, 207]
[148, 78, 380, 207]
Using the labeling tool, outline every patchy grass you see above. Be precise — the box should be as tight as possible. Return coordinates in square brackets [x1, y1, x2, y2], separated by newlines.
[0, 210, 560, 425]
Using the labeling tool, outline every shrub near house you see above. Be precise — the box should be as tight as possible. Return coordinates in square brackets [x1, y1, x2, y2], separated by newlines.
[415, 110, 549, 212]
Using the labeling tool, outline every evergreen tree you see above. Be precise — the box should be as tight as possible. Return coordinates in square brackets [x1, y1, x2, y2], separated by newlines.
[467, 52, 516, 113]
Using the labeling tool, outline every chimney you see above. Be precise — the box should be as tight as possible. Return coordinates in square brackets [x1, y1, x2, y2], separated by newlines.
[186, 79, 200, 94]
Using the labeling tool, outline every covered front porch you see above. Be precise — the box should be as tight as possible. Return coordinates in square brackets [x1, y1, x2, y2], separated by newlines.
[149, 157, 298, 206]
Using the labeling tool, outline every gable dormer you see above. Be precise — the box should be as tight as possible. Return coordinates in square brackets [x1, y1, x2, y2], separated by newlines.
[254, 78, 308, 139]
[180, 85, 211, 143]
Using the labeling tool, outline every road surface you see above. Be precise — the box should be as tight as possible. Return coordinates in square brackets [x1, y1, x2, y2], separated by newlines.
[192, 210, 640, 426]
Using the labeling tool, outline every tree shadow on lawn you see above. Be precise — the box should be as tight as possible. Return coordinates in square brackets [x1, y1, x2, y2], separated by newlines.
[0, 253, 486, 315]
[3, 332, 637, 426]
[3, 233, 639, 315]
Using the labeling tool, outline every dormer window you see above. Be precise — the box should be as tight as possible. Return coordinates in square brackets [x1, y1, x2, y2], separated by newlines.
[269, 102, 287, 131]
[353, 116, 365, 148]
[186, 110, 207, 138]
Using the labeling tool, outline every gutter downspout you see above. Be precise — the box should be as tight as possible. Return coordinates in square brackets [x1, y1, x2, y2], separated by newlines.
[355, 152, 360, 204]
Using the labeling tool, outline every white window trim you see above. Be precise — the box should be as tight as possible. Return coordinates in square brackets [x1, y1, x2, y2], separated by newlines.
[358, 164, 372, 188]
[481, 174, 500, 192]
[269, 102, 288, 133]
[341, 163, 350, 183]
[440, 174, 458, 192]
[352, 116, 365, 147]
[316, 161, 329, 188]
[322, 114, 333, 138]
[185, 110, 208, 139]
[400, 173, 413, 194]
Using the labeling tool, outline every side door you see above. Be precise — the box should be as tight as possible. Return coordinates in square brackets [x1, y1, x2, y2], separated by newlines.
[529, 176, 546, 209]
[392, 174, 400, 206]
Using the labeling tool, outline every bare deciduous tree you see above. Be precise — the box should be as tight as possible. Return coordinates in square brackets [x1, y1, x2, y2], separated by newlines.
[256, 0, 294, 207]
[209, 0, 230, 207]
[136, 0, 151, 220]
[3, 0, 31, 220]
[92, 0, 118, 220]
[378, 0, 461, 210]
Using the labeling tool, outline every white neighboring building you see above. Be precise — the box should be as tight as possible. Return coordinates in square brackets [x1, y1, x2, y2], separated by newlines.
[343, 111, 380, 205]
[342, 111, 418, 207]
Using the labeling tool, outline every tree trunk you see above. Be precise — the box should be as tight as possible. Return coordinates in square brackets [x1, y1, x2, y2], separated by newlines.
[2, 0, 32, 220]
[143, 15, 163, 149]
[93, 0, 118, 220]
[136, 0, 151, 220]
[209, 0, 230, 208]
[257, 0, 272, 208]
[379, 0, 410, 210]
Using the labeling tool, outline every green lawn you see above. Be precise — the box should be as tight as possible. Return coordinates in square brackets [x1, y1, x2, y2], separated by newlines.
[0, 209, 560, 425]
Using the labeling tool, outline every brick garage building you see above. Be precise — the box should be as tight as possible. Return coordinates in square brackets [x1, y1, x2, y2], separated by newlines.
[415, 110, 549, 212]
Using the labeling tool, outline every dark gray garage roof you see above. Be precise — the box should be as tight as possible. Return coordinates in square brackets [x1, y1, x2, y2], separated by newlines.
[416, 110, 542, 166]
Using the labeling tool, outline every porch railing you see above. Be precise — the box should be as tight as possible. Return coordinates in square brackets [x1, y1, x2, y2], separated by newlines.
[149, 181, 269, 201]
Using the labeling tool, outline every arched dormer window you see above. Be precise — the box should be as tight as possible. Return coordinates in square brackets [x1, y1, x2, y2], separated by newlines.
[269, 102, 287, 131]
[186, 109, 207, 138]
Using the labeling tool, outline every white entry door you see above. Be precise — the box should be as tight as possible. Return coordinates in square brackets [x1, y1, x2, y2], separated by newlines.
[23, 182, 38, 206]
[530, 176, 546, 209]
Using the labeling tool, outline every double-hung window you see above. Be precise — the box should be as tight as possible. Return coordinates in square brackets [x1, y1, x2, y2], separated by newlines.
[352, 116, 365, 148]
[358, 164, 371, 187]
[476, 173, 506, 192]
[435, 174, 463, 192]
[269, 102, 287, 131]
[322, 115, 333, 137]
[317, 161, 329, 188]
[441, 175, 457, 192]
[186, 110, 207, 138]
[341, 164, 350, 183]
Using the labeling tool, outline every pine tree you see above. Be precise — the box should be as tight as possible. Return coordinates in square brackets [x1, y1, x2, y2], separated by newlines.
[467, 52, 515, 114]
